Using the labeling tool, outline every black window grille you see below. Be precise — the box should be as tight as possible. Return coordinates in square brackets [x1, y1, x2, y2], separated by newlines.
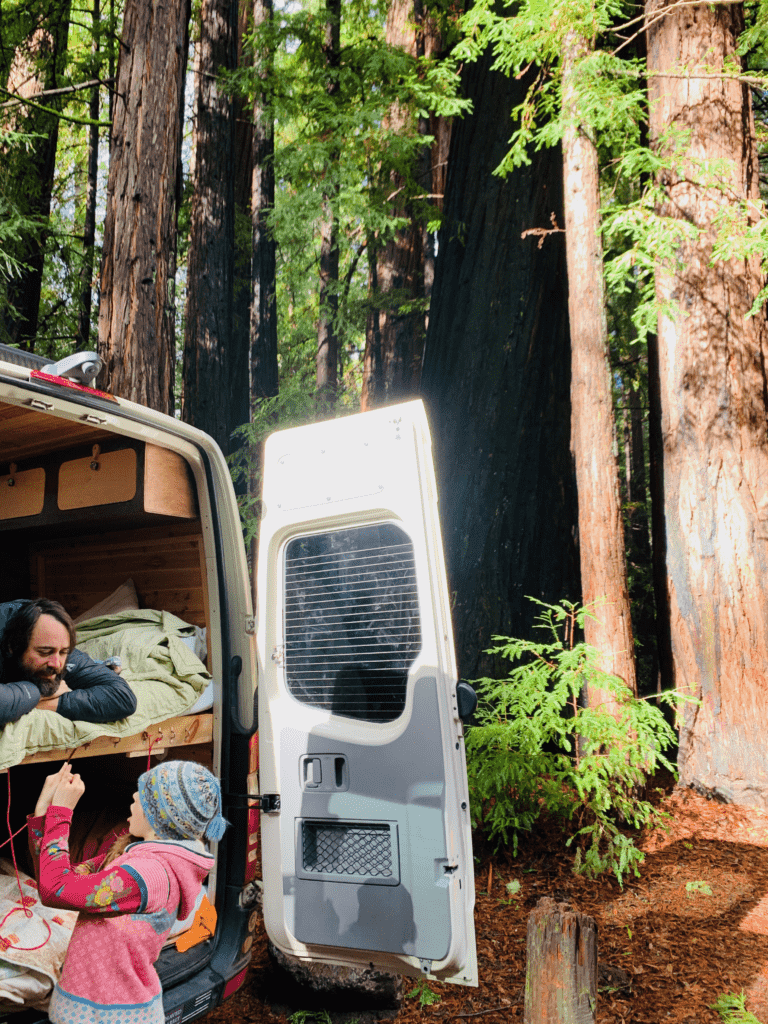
[283, 523, 421, 722]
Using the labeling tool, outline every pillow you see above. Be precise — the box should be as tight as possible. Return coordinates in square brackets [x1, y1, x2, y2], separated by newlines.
[73, 578, 140, 625]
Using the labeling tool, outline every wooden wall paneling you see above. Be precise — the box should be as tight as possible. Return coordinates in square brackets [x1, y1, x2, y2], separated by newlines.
[30, 523, 208, 628]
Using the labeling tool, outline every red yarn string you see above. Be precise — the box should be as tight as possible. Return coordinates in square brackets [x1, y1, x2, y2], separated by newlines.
[146, 732, 160, 772]
[1, 768, 52, 952]
[0, 906, 52, 951]
[0, 819, 29, 852]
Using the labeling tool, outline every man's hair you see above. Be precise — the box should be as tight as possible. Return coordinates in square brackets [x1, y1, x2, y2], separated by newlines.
[1, 599, 76, 663]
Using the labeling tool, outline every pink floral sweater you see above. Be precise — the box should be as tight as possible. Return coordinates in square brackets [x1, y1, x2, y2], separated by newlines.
[29, 807, 214, 1024]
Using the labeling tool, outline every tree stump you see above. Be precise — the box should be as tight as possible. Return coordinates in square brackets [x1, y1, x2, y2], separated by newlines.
[524, 897, 597, 1024]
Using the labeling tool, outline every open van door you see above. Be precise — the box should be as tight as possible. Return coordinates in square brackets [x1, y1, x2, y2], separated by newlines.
[256, 400, 477, 985]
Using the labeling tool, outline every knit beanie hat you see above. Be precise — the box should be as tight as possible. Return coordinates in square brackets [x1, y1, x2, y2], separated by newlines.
[138, 761, 228, 842]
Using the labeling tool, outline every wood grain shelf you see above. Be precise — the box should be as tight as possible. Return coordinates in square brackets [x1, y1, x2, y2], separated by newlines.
[5, 712, 214, 769]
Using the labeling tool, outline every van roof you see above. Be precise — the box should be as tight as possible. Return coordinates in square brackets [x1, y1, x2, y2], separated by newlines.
[0, 343, 48, 370]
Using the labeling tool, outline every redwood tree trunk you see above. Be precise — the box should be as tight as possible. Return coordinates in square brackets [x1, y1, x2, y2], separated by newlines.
[97, 0, 190, 413]
[231, 1, 255, 423]
[182, 0, 237, 453]
[420, 51, 579, 681]
[646, 0, 768, 804]
[316, 0, 340, 404]
[76, 0, 101, 349]
[250, 0, 278, 405]
[1, 0, 71, 350]
[361, 0, 447, 411]
[647, 331, 674, 691]
[562, 32, 637, 701]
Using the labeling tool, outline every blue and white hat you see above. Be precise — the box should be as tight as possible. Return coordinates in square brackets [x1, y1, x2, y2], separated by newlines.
[138, 761, 228, 842]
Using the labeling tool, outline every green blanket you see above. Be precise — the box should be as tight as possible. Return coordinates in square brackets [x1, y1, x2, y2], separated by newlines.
[0, 609, 211, 771]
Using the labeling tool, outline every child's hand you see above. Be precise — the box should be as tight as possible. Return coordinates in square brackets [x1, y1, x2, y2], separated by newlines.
[51, 770, 85, 811]
[34, 763, 72, 817]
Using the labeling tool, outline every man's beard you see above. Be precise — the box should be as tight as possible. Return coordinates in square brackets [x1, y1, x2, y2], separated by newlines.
[33, 670, 65, 697]
[12, 658, 65, 697]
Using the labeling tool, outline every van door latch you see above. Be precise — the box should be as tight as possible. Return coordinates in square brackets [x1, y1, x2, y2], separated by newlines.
[223, 793, 280, 813]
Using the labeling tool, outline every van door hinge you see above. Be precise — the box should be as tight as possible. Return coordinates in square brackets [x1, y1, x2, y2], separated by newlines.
[224, 793, 280, 813]
[244, 616, 255, 636]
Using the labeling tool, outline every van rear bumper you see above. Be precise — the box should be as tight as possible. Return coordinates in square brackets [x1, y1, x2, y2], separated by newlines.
[162, 966, 223, 1023]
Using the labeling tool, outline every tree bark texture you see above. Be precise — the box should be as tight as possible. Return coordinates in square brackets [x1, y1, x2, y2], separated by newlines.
[230, 1, 256, 432]
[76, 0, 101, 350]
[647, 331, 674, 691]
[420, 51, 579, 682]
[182, 0, 238, 454]
[316, 0, 341, 404]
[646, 0, 768, 804]
[1, 0, 71, 350]
[97, 0, 190, 414]
[524, 898, 597, 1024]
[360, 0, 448, 411]
[562, 32, 637, 701]
[250, 0, 278, 405]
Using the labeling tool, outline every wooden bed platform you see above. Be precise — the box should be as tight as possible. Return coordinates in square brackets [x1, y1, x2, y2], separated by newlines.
[1, 712, 213, 770]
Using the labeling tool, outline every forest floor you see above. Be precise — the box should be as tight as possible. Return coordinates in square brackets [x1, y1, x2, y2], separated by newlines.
[205, 773, 768, 1024]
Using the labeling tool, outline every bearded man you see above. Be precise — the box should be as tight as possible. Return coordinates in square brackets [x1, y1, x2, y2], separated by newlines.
[0, 598, 136, 726]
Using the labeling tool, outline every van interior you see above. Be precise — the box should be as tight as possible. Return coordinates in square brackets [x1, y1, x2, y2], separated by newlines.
[0, 397, 220, 1008]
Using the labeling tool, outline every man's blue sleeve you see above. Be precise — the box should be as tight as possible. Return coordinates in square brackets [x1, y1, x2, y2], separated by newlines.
[57, 650, 137, 723]
[0, 680, 41, 726]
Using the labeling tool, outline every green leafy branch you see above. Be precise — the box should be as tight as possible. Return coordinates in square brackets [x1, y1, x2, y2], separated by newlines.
[465, 599, 693, 886]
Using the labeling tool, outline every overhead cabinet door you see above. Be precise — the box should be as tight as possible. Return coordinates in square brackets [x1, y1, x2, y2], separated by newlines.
[257, 401, 477, 985]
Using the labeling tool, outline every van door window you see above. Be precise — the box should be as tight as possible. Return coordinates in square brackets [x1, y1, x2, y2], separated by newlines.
[283, 523, 421, 722]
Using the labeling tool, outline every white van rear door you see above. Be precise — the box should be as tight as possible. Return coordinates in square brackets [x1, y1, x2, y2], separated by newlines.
[256, 400, 476, 985]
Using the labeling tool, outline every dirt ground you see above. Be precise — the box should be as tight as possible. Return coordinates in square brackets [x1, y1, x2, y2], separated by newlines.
[205, 775, 768, 1024]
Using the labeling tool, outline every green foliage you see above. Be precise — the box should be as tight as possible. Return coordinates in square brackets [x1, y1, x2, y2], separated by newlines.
[0, 0, 119, 353]
[685, 880, 713, 897]
[230, 0, 470, 389]
[711, 992, 763, 1024]
[449, 0, 768, 356]
[229, 369, 360, 545]
[465, 600, 687, 886]
[288, 1011, 335, 1024]
[452, 0, 646, 172]
[405, 980, 442, 1007]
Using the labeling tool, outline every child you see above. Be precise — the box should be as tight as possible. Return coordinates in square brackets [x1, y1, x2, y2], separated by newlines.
[28, 759, 227, 1024]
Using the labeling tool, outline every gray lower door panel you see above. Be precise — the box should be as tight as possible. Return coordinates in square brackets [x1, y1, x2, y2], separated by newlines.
[281, 677, 452, 960]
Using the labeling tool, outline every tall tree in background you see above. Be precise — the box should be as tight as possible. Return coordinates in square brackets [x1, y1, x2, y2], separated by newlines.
[76, 0, 101, 349]
[97, 0, 190, 413]
[232, 2, 255, 418]
[418, 0, 451, 329]
[315, 0, 340, 404]
[421, 50, 579, 681]
[1, 0, 71, 350]
[182, 0, 238, 453]
[647, 0, 768, 805]
[361, 0, 445, 410]
[250, 0, 278, 406]
[562, 32, 637, 701]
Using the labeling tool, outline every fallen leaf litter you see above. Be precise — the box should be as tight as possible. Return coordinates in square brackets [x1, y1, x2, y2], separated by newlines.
[204, 773, 768, 1024]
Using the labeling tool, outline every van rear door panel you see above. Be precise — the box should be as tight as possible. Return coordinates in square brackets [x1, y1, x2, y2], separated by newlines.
[257, 401, 476, 985]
